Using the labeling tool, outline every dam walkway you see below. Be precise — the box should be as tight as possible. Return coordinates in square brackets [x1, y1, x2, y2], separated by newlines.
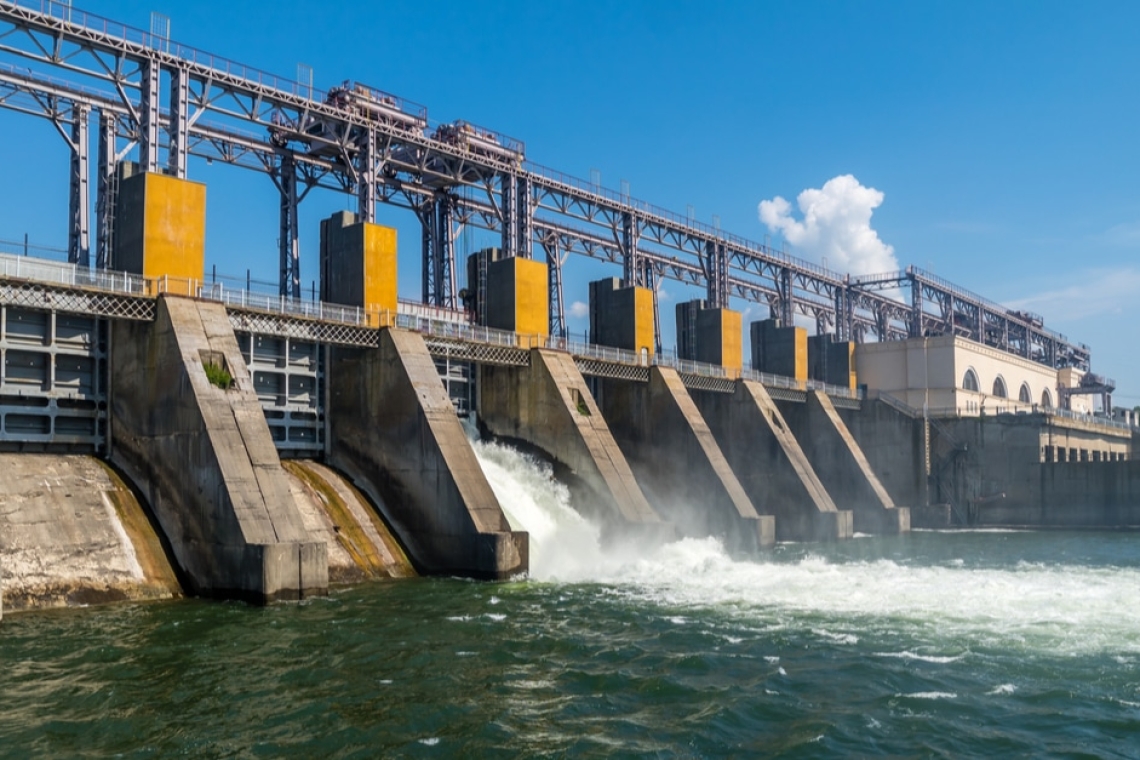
[0, 251, 861, 455]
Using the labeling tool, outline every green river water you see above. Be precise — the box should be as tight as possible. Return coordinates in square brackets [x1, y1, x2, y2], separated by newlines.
[2, 441, 1139, 758]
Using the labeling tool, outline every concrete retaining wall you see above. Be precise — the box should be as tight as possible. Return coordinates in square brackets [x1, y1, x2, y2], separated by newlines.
[327, 328, 527, 579]
[0, 454, 181, 611]
[110, 296, 328, 602]
[935, 415, 1140, 526]
[693, 381, 852, 541]
[598, 367, 774, 550]
[478, 349, 667, 538]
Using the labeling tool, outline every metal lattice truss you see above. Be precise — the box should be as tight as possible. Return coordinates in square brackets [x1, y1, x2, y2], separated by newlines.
[227, 308, 377, 348]
[0, 278, 154, 319]
[679, 373, 735, 395]
[0, 0, 1090, 371]
[422, 336, 529, 368]
[764, 386, 809, 404]
[851, 267, 1089, 370]
[574, 358, 650, 383]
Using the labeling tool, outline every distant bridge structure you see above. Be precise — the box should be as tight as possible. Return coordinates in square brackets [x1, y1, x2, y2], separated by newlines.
[0, 0, 1090, 371]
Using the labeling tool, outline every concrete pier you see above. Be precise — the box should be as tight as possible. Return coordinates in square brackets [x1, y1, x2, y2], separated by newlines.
[110, 296, 328, 602]
[785, 391, 909, 534]
[598, 367, 775, 550]
[328, 328, 527, 579]
[694, 380, 853, 541]
[478, 349, 667, 536]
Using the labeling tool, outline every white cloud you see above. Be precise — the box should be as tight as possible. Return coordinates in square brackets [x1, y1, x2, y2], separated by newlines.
[758, 174, 899, 277]
[568, 300, 589, 319]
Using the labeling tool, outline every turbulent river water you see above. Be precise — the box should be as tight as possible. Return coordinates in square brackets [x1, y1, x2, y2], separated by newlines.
[3, 440, 1140, 758]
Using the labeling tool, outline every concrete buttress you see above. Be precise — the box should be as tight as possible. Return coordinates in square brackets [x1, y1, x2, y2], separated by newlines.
[693, 380, 853, 541]
[794, 391, 910, 534]
[327, 328, 527, 579]
[478, 349, 668, 539]
[598, 367, 775, 550]
[109, 296, 328, 602]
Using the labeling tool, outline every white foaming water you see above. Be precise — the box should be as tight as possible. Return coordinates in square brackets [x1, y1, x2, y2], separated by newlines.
[471, 435, 1140, 655]
[471, 438, 609, 581]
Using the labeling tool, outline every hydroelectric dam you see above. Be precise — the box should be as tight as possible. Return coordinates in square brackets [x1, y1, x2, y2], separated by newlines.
[1, 0, 1139, 616]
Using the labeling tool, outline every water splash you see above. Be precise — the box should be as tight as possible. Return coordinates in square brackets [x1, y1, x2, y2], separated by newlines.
[470, 437, 608, 582]
[469, 433, 1140, 655]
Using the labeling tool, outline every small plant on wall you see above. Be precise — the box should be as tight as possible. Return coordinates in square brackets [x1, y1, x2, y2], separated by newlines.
[200, 349, 233, 390]
[203, 360, 233, 389]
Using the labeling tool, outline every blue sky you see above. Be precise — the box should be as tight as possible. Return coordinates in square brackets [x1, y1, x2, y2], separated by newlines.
[2, 0, 1139, 401]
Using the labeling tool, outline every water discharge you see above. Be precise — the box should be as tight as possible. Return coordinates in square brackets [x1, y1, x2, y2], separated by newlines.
[470, 437, 606, 581]
[473, 436, 1140, 658]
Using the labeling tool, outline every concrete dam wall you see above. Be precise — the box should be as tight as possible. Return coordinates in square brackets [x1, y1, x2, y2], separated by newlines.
[8, 284, 1140, 616]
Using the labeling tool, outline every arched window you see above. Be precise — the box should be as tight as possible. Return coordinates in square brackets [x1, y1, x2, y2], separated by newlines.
[1041, 389, 1053, 408]
[1019, 382, 1031, 403]
[992, 376, 1008, 398]
[962, 368, 980, 392]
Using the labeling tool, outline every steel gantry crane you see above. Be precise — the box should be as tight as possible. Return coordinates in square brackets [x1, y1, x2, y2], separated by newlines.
[0, 0, 1091, 371]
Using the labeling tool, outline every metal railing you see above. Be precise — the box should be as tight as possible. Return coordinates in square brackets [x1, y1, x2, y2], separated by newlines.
[0, 249, 146, 293]
[869, 389, 1135, 433]
[5, 0, 321, 101]
[1, 251, 866, 399]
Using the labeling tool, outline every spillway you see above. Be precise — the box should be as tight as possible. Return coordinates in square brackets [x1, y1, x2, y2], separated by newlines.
[470, 437, 607, 582]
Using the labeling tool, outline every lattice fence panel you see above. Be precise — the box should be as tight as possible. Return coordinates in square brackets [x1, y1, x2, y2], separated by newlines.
[424, 337, 530, 367]
[679, 373, 735, 394]
[574, 359, 649, 382]
[0, 281, 155, 320]
[764, 386, 807, 404]
[227, 308, 377, 347]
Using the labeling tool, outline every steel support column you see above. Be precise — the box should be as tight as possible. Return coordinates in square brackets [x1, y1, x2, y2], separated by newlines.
[422, 193, 458, 308]
[277, 153, 300, 298]
[356, 127, 377, 223]
[67, 103, 90, 267]
[138, 59, 161, 173]
[621, 211, 642, 287]
[516, 174, 532, 259]
[777, 267, 793, 326]
[95, 110, 116, 270]
[543, 235, 567, 339]
[501, 172, 517, 258]
[436, 194, 457, 307]
[910, 275, 923, 337]
[168, 65, 189, 178]
[835, 281, 851, 342]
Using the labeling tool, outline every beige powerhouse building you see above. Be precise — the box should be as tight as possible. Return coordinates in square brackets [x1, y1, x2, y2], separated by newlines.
[855, 334, 1096, 416]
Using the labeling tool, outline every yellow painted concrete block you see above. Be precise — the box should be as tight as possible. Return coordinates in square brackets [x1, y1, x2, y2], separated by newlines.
[362, 223, 398, 319]
[486, 257, 549, 343]
[512, 257, 549, 341]
[633, 287, 655, 357]
[845, 342, 857, 390]
[793, 326, 808, 382]
[125, 173, 206, 296]
[720, 308, 743, 374]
